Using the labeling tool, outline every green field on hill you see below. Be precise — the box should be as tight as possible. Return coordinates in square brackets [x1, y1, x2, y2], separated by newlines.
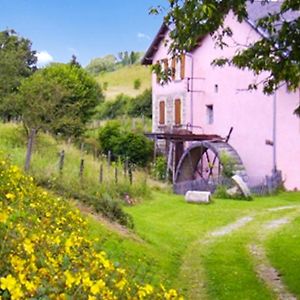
[95, 65, 151, 100]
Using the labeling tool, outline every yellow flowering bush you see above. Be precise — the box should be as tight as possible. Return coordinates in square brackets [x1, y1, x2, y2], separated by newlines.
[0, 159, 182, 299]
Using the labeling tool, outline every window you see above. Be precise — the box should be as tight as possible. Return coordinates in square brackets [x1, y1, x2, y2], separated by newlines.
[174, 54, 185, 81]
[174, 99, 181, 125]
[206, 105, 214, 124]
[159, 101, 165, 125]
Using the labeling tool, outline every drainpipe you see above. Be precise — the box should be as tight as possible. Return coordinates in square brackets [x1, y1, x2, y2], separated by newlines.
[272, 90, 277, 172]
[185, 52, 194, 130]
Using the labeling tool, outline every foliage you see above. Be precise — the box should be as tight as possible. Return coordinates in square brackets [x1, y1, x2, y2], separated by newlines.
[97, 89, 152, 120]
[98, 121, 153, 166]
[16, 70, 67, 133]
[219, 151, 236, 178]
[85, 55, 117, 75]
[134, 78, 142, 90]
[154, 0, 300, 113]
[128, 89, 152, 118]
[151, 156, 167, 181]
[97, 94, 130, 120]
[40, 63, 104, 137]
[0, 158, 182, 299]
[0, 29, 37, 119]
[118, 51, 143, 66]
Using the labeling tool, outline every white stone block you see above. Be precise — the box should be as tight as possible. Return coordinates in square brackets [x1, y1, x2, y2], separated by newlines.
[185, 191, 211, 203]
[232, 175, 251, 197]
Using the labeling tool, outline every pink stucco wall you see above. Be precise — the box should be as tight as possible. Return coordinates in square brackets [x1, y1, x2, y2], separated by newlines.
[151, 13, 300, 190]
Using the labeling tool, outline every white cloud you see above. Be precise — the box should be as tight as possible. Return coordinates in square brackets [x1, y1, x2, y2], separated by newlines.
[36, 51, 54, 67]
[137, 32, 151, 40]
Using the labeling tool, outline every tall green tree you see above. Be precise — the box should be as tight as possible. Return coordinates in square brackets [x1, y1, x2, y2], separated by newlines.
[0, 29, 37, 119]
[153, 0, 300, 113]
[17, 63, 103, 170]
[42, 62, 104, 137]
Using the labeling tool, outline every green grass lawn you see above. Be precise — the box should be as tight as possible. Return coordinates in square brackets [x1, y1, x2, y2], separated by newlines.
[95, 65, 151, 100]
[84, 190, 300, 298]
[1, 123, 300, 299]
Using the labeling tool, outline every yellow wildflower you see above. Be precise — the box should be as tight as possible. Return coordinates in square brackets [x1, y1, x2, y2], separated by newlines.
[5, 193, 15, 200]
[64, 270, 76, 288]
[90, 279, 105, 295]
[23, 238, 34, 255]
[0, 211, 8, 223]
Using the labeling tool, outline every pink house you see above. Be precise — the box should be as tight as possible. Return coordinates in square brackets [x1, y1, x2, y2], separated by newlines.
[142, 2, 300, 193]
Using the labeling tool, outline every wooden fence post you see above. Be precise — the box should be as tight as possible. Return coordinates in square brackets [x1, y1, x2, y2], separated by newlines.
[124, 158, 128, 178]
[79, 159, 84, 179]
[58, 150, 65, 175]
[24, 128, 36, 172]
[99, 164, 103, 183]
[129, 164, 133, 185]
[107, 150, 111, 167]
[115, 167, 118, 184]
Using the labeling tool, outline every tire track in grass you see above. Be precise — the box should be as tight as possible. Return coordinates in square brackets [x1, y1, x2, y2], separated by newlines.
[179, 205, 300, 299]
[249, 211, 300, 300]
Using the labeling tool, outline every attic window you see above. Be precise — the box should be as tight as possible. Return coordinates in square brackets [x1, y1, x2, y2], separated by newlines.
[206, 105, 214, 124]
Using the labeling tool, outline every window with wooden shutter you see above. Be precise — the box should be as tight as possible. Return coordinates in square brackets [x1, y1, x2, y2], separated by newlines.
[180, 54, 185, 80]
[174, 99, 181, 125]
[163, 58, 168, 72]
[159, 101, 165, 125]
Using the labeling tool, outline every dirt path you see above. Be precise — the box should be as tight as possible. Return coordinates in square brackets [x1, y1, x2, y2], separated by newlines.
[179, 205, 300, 300]
[249, 243, 297, 300]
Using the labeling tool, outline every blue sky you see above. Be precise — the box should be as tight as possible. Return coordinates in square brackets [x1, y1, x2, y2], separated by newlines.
[0, 0, 166, 66]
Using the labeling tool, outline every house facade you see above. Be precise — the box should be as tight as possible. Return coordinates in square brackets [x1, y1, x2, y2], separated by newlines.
[142, 2, 300, 191]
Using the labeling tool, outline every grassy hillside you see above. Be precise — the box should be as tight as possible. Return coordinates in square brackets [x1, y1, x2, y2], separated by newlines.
[95, 65, 151, 100]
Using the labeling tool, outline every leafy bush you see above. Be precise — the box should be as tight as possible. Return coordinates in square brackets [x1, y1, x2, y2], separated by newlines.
[133, 78, 141, 90]
[151, 156, 167, 181]
[219, 151, 236, 178]
[0, 158, 182, 299]
[98, 121, 153, 167]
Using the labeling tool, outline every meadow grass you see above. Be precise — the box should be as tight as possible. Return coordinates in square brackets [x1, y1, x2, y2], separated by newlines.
[95, 65, 151, 100]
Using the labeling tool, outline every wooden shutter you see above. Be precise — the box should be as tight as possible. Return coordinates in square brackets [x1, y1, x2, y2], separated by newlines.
[163, 58, 168, 72]
[159, 101, 165, 125]
[174, 99, 181, 125]
[180, 54, 185, 80]
[171, 58, 176, 80]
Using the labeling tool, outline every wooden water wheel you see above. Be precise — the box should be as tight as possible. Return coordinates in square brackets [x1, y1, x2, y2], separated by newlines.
[173, 141, 247, 194]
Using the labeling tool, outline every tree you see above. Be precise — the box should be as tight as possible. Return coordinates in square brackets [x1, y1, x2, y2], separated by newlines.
[42, 63, 104, 137]
[0, 29, 37, 119]
[153, 0, 300, 114]
[128, 89, 152, 118]
[85, 55, 117, 75]
[17, 63, 103, 170]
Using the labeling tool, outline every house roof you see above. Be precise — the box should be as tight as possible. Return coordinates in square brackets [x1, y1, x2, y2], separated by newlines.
[141, 1, 298, 65]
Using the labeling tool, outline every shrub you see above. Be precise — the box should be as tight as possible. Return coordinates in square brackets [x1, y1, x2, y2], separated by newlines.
[133, 78, 141, 90]
[98, 121, 153, 167]
[219, 151, 236, 178]
[0, 158, 182, 299]
[151, 156, 167, 181]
